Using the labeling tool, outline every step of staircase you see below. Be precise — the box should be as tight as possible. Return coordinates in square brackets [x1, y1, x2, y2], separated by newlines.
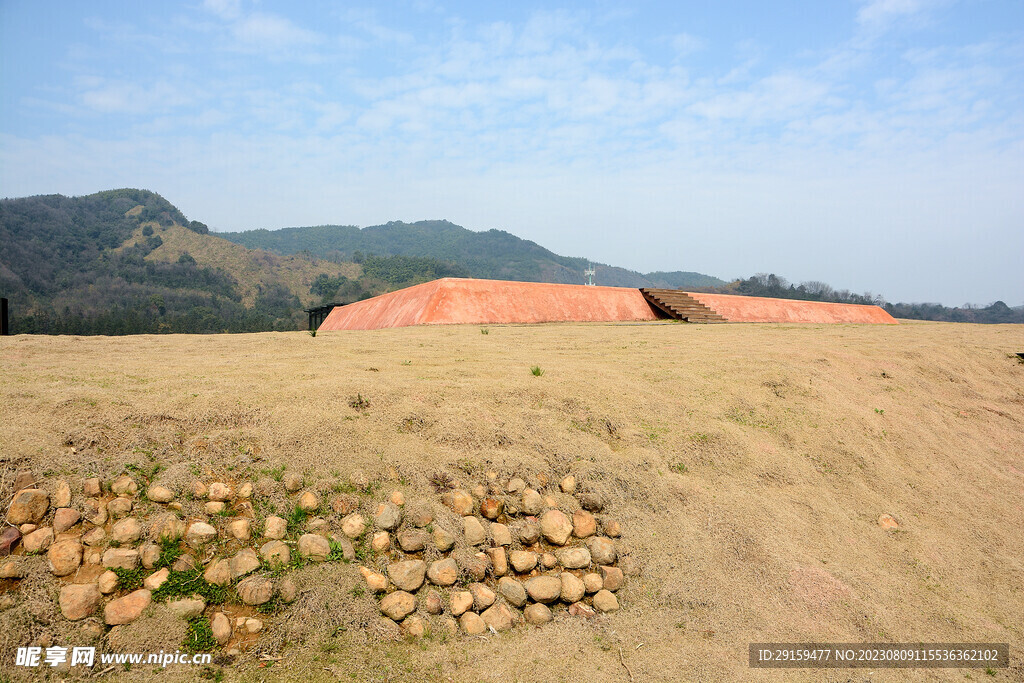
[640, 289, 728, 323]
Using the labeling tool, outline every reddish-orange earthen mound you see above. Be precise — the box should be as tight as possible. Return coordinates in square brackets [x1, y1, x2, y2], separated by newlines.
[684, 292, 898, 324]
[318, 278, 664, 331]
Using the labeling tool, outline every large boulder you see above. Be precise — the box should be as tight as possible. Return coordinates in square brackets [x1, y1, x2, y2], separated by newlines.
[59, 584, 100, 621]
[387, 560, 426, 592]
[379, 591, 416, 621]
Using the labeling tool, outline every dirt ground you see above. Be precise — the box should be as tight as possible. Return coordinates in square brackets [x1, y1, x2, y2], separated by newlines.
[1, 320, 1022, 682]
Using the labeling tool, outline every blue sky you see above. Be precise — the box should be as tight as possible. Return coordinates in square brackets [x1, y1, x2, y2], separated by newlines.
[1, 0, 1021, 305]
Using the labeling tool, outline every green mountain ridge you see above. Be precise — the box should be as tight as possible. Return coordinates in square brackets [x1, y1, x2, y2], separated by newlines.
[220, 220, 726, 289]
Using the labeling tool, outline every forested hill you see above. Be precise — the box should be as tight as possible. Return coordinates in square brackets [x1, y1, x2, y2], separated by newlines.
[220, 221, 725, 289]
[0, 190, 364, 334]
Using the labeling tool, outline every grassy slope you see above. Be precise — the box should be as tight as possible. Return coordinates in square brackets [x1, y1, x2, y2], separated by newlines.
[1, 321, 1022, 682]
[123, 221, 361, 307]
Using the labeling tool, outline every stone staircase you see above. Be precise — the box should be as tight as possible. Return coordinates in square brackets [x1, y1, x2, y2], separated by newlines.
[639, 289, 728, 323]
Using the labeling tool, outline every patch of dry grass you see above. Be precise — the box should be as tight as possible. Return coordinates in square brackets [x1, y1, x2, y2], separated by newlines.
[1, 320, 1023, 681]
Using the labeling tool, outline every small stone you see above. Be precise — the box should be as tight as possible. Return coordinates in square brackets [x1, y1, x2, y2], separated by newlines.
[463, 516, 487, 545]
[227, 518, 251, 541]
[108, 497, 133, 519]
[208, 482, 232, 501]
[11, 470, 33, 491]
[387, 559, 427, 591]
[0, 527, 21, 555]
[341, 513, 366, 539]
[60, 584, 100, 621]
[380, 591, 416, 620]
[584, 572, 603, 593]
[172, 554, 197, 572]
[579, 492, 604, 512]
[406, 502, 433, 527]
[480, 498, 503, 520]
[110, 518, 141, 544]
[81, 527, 105, 546]
[603, 519, 622, 538]
[518, 519, 541, 545]
[560, 475, 576, 494]
[330, 495, 358, 515]
[203, 559, 231, 586]
[229, 548, 261, 579]
[497, 576, 528, 607]
[237, 482, 253, 499]
[459, 611, 487, 634]
[98, 570, 118, 594]
[373, 502, 401, 530]
[53, 481, 72, 508]
[297, 490, 319, 511]
[52, 508, 80, 534]
[573, 510, 598, 538]
[7, 489, 50, 525]
[557, 547, 591, 569]
[83, 478, 102, 497]
[19, 524, 36, 535]
[389, 490, 405, 506]
[0, 558, 25, 578]
[879, 514, 899, 530]
[149, 513, 185, 542]
[84, 548, 102, 564]
[102, 548, 139, 570]
[540, 510, 573, 545]
[371, 531, 390, 552]
[306, 517, 328, 533]
[47, 544, 82, 577]
[487, 547, 508, 577]
[23, 527, 54, 553]
[462, 553, 489, 581]
[397, 529, 429, 552]
[237, 575, 274, 605]
[168, 501, 183, 511]
[189, 481, 207, 499]
[278, 577, 298, 603]
[599, 566, 623, 591]
[506, 477, 526, 494]
[185, 522, 217, 548]
[105, 589, 151, 625]
[541, 553, 558, 569]
[490, 523, 512, 546]
[82, 499, 107, 526]
[168, 597, 205, 619]
[283, 473, 303, 492]
[204, 501, 226, 515]
[481, 603, 514, 631]
[449, 590, 473, 616]
[593, 589, 619, 612]
[524, 602, 553, 624]
[263, 516, 287, 539]
[147, 485, 175, 503]
[211, 612, 231, 644]
[442, 489, 475, 516]
[432, 527, 455, 552]
[521, 488, 544, 515]
[568, 601, 596, 618]
[509, 550, 538, 574]
[427, 558, 458, 586]
[587, 537, 616, 565]
[424, 590, 443, 615]
[560, 572, 586, 603]
[470, 582, 496, 611]
[143, 568, 169, 591]
[260, 540, 291, 568]
[297, 534, 330, 561]
[329, 534, 355, 561]
[359, 566, 388, 592]
[525, 575, 562, 603]
[110, 476, 138, 497]
[244, 618, 263, 634]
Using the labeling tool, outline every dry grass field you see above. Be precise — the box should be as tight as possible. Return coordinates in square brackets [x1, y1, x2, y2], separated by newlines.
[2, 320, 1023, 682]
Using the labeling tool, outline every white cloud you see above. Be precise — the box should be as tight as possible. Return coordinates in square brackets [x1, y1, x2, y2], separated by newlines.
[232, 13, 321, 50]
[203, 0, 242, 21]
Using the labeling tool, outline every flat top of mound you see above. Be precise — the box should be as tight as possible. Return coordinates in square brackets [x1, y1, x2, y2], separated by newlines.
[2, 321, 1022, 681]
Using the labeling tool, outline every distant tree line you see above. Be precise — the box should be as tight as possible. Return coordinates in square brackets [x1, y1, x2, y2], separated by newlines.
[726, 273, 1023, 324]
